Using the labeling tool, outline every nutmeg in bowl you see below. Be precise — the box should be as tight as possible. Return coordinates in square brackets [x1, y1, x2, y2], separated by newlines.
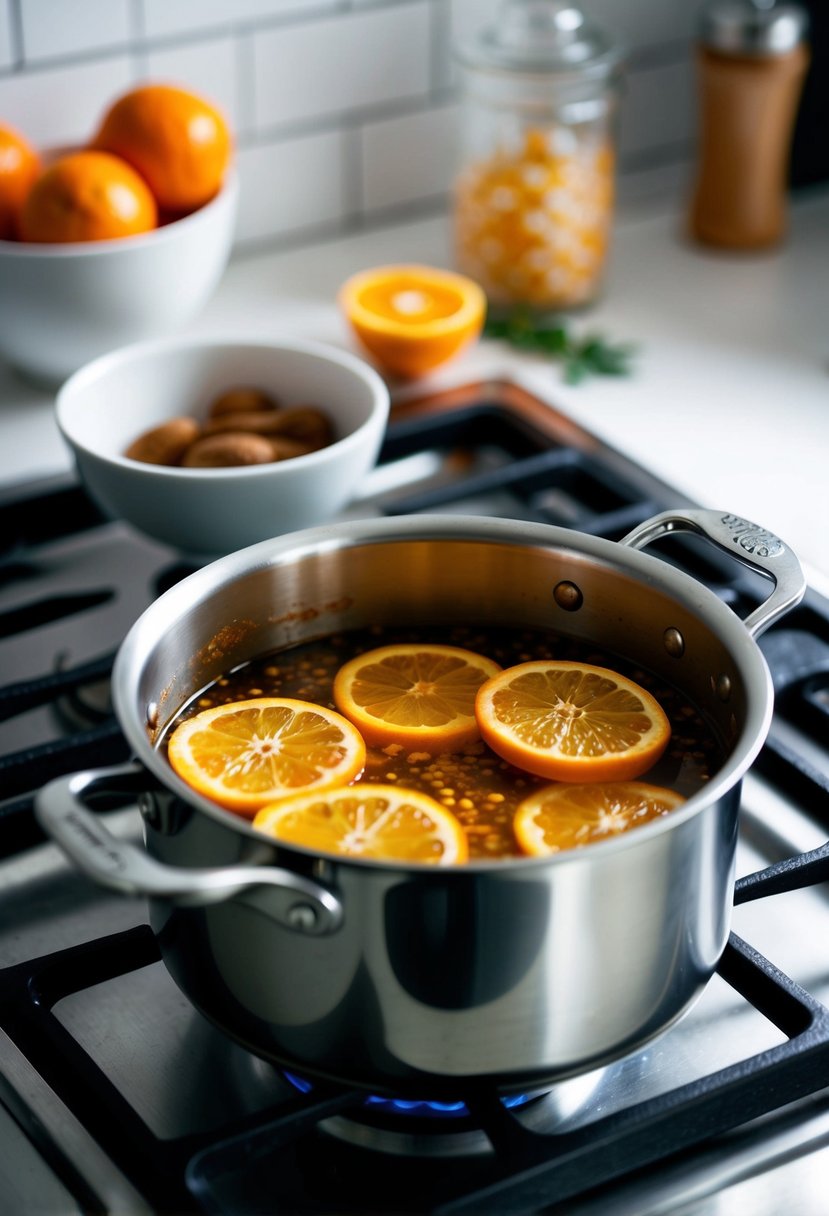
[55, 336, 389, 555]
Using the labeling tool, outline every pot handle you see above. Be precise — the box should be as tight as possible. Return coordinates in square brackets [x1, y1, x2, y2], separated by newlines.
[34, 762, 343, 935]
[620, 508, 806, 638]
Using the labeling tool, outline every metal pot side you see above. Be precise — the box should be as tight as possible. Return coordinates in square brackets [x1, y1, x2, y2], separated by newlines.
[108, 514, 785, 1093]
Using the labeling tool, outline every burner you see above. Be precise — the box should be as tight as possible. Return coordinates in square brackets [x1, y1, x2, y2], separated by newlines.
[52, 650, 114, 731]
[283, 1068, 538, 1115]
[282, 1067, 611, 1157]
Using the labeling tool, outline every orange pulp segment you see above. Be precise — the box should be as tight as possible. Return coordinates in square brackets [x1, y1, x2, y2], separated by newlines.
[252, 783, 469, 865]
[338, 264, 486, 378]
[167, 697, 366, 816]
[333, 643, 501, 753]
[514, 781, 686, 856]
[475, 660, 671, 783]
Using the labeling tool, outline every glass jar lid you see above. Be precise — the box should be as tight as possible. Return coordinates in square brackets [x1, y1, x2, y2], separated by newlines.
[454, 0, 623, 80]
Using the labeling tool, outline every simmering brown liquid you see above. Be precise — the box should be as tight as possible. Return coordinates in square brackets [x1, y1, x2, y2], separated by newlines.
[162, 624, 726, 860]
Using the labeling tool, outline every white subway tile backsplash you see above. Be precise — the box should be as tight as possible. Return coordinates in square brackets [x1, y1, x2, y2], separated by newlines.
[234, 129, 346, 244]
[448, 0, 500, 46]
[362, 101, 458, 212]
[146, 36, 240, 132]
[0, 0, 700, 252]
[19, 0, 132, 62]
[439, 0, 499, 89]
[618, 57, 695, 158]
[0, 0, 15, 69]
[141, 0, 339, 41]
[253, 4, 431, 129]
[449, 0, 703, 59]
[443, 0, 703, 87]
[588, 0, 705, 52]
[0, 55, 133, 148]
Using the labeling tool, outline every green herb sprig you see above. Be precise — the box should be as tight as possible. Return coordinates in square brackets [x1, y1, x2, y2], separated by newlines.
[483, 308, 637, 386]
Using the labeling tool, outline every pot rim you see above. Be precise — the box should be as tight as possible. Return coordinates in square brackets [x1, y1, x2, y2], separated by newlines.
[114, 513, 774, 872]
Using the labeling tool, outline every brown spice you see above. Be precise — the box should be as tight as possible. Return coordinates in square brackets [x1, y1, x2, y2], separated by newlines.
[181, 431, 276, 467]
[124, 417, 201, 466]
[123, 387, 335, 469]
[204, 406, 334, 447]
[208, 387, 280, 417]
[270, 436, 319, 461]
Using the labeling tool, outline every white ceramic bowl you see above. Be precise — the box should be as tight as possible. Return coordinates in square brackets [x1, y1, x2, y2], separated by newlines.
[56, 336, 390, 556]
[0, 169, 238, 385]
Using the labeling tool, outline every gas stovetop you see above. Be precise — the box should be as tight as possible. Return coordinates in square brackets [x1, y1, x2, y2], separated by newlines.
[3, 380, 829, 1216]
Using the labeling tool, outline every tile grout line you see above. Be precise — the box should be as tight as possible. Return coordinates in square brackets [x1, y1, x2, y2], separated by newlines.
[7, 0, 23, 67]
[236, 27, 256, 138]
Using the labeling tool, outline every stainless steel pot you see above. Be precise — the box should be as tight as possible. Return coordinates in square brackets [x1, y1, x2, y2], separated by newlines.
[35, 509, 805, 1097]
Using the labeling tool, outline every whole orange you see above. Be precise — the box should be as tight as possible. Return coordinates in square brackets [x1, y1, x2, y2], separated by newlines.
[0, 124, 41, 240]
[92, 83, 232, 213]
[19, 151, 158, 243]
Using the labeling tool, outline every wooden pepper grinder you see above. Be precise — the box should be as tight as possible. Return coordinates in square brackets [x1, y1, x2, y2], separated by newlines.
[689, 0, 810, 250]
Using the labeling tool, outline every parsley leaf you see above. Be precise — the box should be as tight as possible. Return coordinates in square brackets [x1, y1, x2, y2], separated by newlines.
[483, 308, 637, 385]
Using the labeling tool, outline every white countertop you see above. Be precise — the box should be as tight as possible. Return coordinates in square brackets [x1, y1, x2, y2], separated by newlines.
[2, 185, 828, 587]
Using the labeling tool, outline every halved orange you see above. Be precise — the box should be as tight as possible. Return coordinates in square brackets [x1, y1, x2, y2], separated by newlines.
[167, 697, 366, 816]
[338, 264, 486, 378]
[475, 660, 671, 783]
[333, 643, 501, 753]
[252, 783, 468, 864]
[514, 781, 686, 856]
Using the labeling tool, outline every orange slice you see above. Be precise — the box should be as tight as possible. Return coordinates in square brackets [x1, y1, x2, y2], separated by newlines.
[514, 781, 686, 856]
[475, 660, 671, 782]
[333, 643, 501, 753]
[338, 264, 486, 378]
[167, 697, 366, 816]
[252, 783, 468, 865]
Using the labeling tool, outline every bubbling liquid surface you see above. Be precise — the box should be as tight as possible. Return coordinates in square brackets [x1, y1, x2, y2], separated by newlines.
[162, 624, 726, 860]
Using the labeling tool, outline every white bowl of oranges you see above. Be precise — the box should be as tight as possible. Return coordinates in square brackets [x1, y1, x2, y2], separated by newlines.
[0, 83, 237, 385]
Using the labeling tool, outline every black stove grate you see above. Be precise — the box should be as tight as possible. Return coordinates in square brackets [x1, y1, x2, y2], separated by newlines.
[2, 901, 829, 1215]
[2, 388, 829, 1213]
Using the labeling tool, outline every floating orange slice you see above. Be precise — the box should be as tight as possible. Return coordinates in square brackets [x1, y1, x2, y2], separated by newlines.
[338, 264, 486, 378]
[333, 643, 501, 753]
[514, 781, 686, 856]
[252, 783, 469, 865]
[475, 660, 671, 782]
[167, 697, 366, 816]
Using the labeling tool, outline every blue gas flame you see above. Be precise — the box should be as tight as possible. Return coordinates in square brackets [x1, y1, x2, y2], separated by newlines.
[283, 1071, 533, 1118]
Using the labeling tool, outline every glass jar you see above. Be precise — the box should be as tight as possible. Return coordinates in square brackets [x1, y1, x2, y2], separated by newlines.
[452, 0, 624, 313]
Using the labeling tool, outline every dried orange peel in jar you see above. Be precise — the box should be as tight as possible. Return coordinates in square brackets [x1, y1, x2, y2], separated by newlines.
[454, 127, 615, 310]
[338, 264, 486, 378]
